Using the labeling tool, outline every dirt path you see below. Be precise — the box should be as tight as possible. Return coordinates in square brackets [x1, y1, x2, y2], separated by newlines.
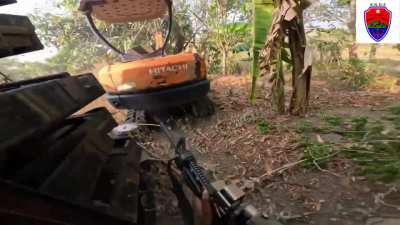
[142, 75, 400, 225]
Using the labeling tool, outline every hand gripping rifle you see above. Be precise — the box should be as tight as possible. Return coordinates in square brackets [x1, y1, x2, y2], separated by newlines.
[159, 122, 281, 225]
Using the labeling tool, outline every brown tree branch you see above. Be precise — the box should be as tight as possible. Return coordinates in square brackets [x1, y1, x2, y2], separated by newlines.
[0, 71, 12, 83]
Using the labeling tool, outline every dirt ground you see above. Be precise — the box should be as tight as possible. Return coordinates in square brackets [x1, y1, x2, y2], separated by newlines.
[83, 74, 400, 225]
[141, 75, 400, 225]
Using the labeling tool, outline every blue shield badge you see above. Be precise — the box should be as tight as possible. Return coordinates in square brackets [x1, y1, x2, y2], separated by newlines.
[364, 6, 391, 42]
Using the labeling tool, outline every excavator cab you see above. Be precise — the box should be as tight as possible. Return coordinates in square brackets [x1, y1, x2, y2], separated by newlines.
[79, 0, 214, 116]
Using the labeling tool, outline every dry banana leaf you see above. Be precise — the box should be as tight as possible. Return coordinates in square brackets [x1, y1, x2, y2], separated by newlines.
[258, 0, 312, 115]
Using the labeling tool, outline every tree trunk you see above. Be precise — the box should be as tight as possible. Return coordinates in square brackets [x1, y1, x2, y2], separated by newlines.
[369, 44, 378, 60]
[288, 11, 311, 116]
[154, 32, 164, 50]
[271, 45, 285, 114]
[221, 48, 228, 75]
[259, 0, 311, 116]
[349, 43, 358, 59]
[348, 0, 358, 59]
[171, 21, 186, 53]
[319, 48, 324, 62]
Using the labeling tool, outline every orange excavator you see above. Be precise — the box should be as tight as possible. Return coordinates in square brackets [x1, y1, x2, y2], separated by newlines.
[79, 0, 214, 117]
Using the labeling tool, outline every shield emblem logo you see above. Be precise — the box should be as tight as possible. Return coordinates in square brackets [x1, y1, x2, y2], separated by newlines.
[364, 6, 392, 42]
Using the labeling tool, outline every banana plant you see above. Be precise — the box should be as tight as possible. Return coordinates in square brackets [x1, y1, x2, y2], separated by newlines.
[257, 0, 312, 115]
[250, 0, 274, 103]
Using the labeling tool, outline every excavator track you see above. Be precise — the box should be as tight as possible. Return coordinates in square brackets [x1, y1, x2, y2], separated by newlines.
[185, 96, 215, 118]
[126, 95, 215, 124]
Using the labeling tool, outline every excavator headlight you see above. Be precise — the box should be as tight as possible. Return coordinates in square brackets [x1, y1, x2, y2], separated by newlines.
[117, 82, 137, 92]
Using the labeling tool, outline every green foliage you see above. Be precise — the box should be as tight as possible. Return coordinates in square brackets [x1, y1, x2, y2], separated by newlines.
[205, 0, 252, 75]
[0, 58, 63, 81]
[295, 120, 315, 133]
[338, 59, 375, 90]
[250, 0, 274, 102]
[345, 136, 400, 182]
[297, 137, 335, 168]
[5, 0, 253, 76]
[389, 105, 400, 115]
[295, 121, 337, 169]
[350, 116, 369, 131]
[385, 105, 400, 130]
[207, 45, 223, 74]
[292, 110, 400, 182]
[295, 120, 329, 134]
[32, 11, 122, 73]
[252, 0, 274, 51]
[340, 116, 369, 140]
[343, 110, 400, 182]
[337, 0, 351, 5]
[31, 0, 196, 74]
[322, 115, 343, 127]
[393, 44, 400, 52]
[309, 29, 350, 64]
[257, 121, 272, 134]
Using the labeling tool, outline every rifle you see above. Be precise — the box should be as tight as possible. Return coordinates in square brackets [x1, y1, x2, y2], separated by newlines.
[159, 122, 282, 225]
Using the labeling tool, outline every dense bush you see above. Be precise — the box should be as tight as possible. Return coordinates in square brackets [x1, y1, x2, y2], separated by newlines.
[338, 59, 375, 90]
